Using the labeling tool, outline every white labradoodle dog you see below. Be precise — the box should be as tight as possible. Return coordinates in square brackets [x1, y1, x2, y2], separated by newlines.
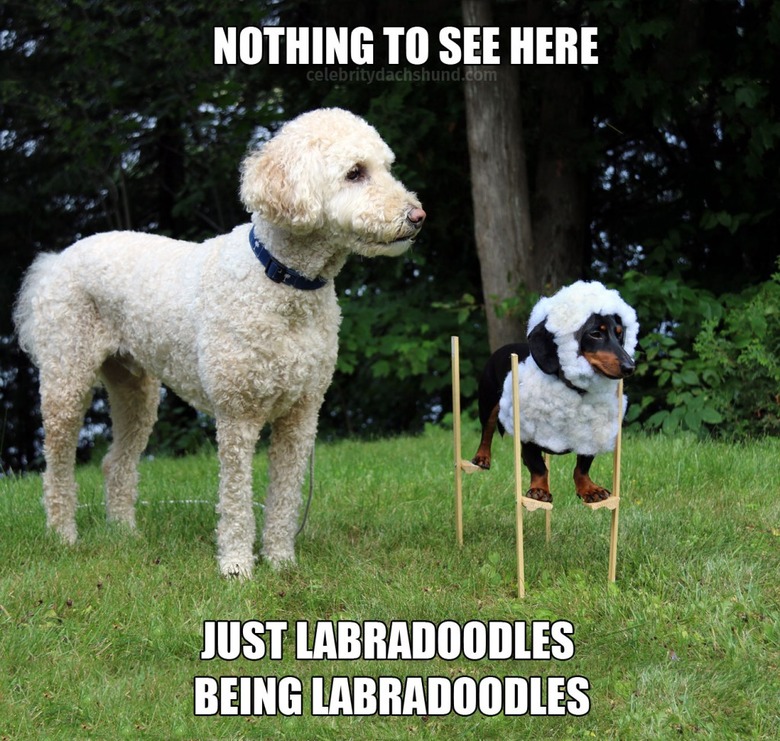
[14, 108, 425, 577]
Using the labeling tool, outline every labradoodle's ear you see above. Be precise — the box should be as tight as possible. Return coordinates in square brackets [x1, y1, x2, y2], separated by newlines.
[239, 139, 324, 233]
[528, 321, 560, 376]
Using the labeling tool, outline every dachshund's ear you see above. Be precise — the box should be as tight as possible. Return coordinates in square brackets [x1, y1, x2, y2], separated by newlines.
[528, 321, 561, 376]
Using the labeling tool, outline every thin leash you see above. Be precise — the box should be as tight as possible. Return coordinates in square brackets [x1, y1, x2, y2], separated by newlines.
[85, 445, 317, 535]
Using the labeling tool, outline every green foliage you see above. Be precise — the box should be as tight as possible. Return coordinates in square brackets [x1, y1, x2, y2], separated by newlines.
[693, 266, 780, 437]
[146, 393, 216, 458]
[619, 267, 780, 438]
[323, 287, 486, 436]
[492, 287, 541, 325]
[588, 0, 780, 290]
[338, 295, 445, 391]
[619, 271, 723, 435]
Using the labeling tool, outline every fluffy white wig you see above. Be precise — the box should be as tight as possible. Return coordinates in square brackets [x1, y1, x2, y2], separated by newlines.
[527, 280, 638, 391]
[498, 281, 639, 456]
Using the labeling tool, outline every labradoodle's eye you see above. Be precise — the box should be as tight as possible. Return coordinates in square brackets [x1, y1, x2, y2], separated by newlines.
[346, 165, 366, 182]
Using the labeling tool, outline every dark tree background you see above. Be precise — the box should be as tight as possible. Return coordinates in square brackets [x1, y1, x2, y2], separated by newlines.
[2, 0, 779, 471]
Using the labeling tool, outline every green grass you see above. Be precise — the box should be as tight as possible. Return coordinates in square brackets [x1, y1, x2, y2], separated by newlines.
[1, 426, 778, 739]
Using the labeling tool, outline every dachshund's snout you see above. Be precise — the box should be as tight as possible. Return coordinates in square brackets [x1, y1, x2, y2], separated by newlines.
[620, 358, 636, 377]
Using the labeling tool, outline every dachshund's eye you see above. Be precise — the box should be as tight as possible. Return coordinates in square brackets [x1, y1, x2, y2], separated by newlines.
[589, 330, 603, 340]
[346, 165, 366, 182]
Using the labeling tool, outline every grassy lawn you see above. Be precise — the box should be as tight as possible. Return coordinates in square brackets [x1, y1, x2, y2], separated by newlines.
[1, 425, 778, 739]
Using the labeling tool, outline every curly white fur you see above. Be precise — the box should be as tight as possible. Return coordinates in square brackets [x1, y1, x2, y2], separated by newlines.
[498, 281, 639, 455]
[14, 108, 424, 577]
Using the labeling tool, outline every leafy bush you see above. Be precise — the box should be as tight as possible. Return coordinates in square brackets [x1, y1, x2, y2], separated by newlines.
[693, 266, 780, 437]
[619, 264, 780, 438]
[322, 287, 487, 437]
[615, 271, 722, 434]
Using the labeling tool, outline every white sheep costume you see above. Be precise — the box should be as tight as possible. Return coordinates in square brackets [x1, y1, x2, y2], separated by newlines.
[14, 108, 425, 578]
[498, 281, 639, 456]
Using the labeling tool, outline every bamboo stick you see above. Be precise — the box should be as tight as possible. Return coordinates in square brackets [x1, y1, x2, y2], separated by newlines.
[511, 353, 525, 598]
[608, 379, 624, 582]
[451, 337, 464, 547]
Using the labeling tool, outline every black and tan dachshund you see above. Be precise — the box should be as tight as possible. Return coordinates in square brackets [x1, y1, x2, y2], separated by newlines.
[471, 312, 636, 504]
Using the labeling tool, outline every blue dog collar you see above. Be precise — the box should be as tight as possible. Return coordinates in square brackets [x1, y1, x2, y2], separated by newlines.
[249, 227, 328, 291]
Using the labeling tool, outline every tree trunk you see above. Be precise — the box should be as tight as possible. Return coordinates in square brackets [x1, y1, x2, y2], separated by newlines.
[532, 65, 589, 290]
[462, 0, 536, 351]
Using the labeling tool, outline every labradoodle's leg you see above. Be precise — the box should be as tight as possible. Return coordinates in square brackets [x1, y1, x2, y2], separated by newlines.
[100, 357, 160, 528]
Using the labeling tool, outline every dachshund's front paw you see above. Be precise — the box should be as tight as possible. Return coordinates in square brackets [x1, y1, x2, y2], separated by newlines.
[471, 449, 491, 470]
[577, 484, 611, 504]
[526, 487, 553, 503]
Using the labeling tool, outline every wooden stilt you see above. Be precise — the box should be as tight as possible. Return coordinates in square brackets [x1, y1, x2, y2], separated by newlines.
[608, 379, 624, 582]
[511, 353, 525, 598]
[450, 337, 621, 596]
[452, 336, 483, 547]
[451, 336, 464, 547]
[544, 453, 552, 544]
[581, 379, 623, 584]
[510, 355, 554, 597]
